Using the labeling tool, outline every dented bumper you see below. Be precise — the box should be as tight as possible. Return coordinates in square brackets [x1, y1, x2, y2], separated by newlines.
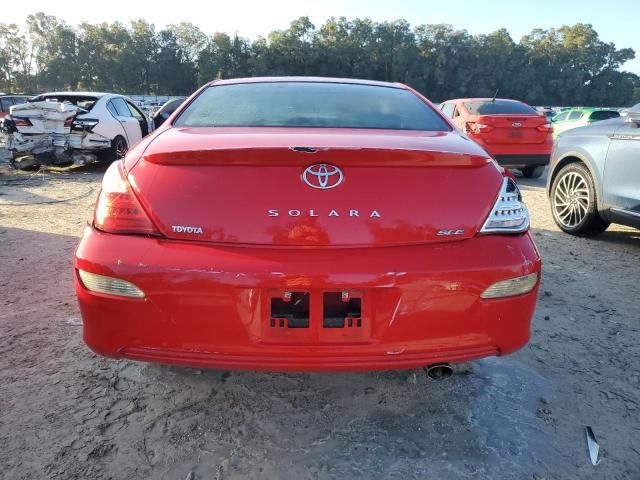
[7, 131, 111, 164]
[75, 226, 541, 372]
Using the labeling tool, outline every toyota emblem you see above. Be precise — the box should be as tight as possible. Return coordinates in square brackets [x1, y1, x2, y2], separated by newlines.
[302, 164, 344, 190]
[512, 122, 522, 127]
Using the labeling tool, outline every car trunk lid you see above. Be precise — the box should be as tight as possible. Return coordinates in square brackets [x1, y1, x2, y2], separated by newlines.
[473, 115, 549, 144]
[9, 101, 79, 135]
[128, 127, 503, 247]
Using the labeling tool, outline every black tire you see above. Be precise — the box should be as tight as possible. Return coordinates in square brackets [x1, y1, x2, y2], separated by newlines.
[550, 162, 609, 236]
[100, 135, 128, 163]
[522, 166, 545, 179]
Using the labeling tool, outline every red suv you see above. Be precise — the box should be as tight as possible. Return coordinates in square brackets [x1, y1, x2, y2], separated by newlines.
[440, 98, 553, 178]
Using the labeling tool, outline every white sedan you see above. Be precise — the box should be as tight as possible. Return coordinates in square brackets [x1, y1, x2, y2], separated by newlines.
[5, 92, 152, 167]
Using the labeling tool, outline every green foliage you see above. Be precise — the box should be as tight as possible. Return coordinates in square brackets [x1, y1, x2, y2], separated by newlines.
[0, 15, 637, 105]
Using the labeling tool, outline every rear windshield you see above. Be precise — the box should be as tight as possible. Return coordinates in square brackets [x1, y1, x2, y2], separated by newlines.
[464, 100, 537, 115]
[31, 95, 98, 111]
[589, 110, 620, 121]
[174, 82, 450, 131]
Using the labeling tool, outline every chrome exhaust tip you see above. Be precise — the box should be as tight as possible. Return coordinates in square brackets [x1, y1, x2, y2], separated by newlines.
[425, 363, 454, 380]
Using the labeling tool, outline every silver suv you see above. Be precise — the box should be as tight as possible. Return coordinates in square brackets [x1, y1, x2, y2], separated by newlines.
[547, 104, 640, 235]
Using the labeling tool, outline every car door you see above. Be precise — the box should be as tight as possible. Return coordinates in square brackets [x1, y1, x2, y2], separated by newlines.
[125, 100, 151, 137]
[555, 110, 585, 136]
[110, 97, 142, 146]
[566, 110, 587, 129]
[603, 120, 640, 220]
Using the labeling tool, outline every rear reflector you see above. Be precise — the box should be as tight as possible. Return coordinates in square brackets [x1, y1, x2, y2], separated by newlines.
[94, 160, 159, 235]
[78, 269, 145, 298]
[481, 272, 538, 299]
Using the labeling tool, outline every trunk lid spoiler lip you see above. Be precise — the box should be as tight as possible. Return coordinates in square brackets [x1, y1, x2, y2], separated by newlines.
[137, 127, 492, 166]
[473, 114, 548, 125]
[141, 147, 493, 168]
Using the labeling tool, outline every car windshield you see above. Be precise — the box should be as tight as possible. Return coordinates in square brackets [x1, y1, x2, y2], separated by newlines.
[174, 82, 451, 131]
[32, 95, 98, 111]
[464, 100, 537, 115]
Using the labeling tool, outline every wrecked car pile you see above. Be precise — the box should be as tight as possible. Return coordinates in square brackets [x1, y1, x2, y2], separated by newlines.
[2, 100, 110, 167]
[1, 92, 152, 169]
[3, 100, 110, 167]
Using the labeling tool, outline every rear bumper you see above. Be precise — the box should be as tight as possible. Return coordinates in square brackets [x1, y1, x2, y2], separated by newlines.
[74, 227, 541, 372]
[494, 154, 551, 168]
[470, 138, 552, 168]
[7, 131, 111, 155]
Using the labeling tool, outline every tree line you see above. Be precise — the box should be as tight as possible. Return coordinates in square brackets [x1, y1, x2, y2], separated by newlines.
[1, 14, 638, 106]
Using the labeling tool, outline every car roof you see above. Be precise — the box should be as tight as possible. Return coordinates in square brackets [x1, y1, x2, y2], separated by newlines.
[36, 92, 124, 98]
[557, 108, 619, 115]
[208, 76, 405, 89]
[446, 98, 527, 103]
[579, 108, 617, 112]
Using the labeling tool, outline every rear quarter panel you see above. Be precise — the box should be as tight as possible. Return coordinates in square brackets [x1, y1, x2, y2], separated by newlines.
[91, 97, 124, 142]
[88, 96, 133, 143]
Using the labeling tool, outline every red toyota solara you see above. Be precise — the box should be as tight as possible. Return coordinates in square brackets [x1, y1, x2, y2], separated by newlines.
[74, 77, 541, 372]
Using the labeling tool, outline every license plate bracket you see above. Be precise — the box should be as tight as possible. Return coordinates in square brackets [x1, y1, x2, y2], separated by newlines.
[261, 289, 370, 343]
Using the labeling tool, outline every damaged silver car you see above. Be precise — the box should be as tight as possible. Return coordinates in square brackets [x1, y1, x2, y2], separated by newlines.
[2, 92, 152, 168]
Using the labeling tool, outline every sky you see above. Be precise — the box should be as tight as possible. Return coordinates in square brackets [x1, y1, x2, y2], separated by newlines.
[4, 0, 639, 74]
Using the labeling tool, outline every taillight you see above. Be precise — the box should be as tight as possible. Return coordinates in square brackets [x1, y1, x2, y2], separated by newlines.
[64, 117, 73, 128]
[465, 122, 493, 134]
[94, 161, 160, 235]
[12, 116, 32, 127]
[72, 118, 99, 131]
[537, 123, 553, 132]
[480, 177, 529, 234]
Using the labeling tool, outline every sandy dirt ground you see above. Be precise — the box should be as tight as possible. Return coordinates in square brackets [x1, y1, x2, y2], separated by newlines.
[0, 152, 639, 479]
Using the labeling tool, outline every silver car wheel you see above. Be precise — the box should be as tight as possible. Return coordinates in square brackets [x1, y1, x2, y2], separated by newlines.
[553, 171, 590, 228]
